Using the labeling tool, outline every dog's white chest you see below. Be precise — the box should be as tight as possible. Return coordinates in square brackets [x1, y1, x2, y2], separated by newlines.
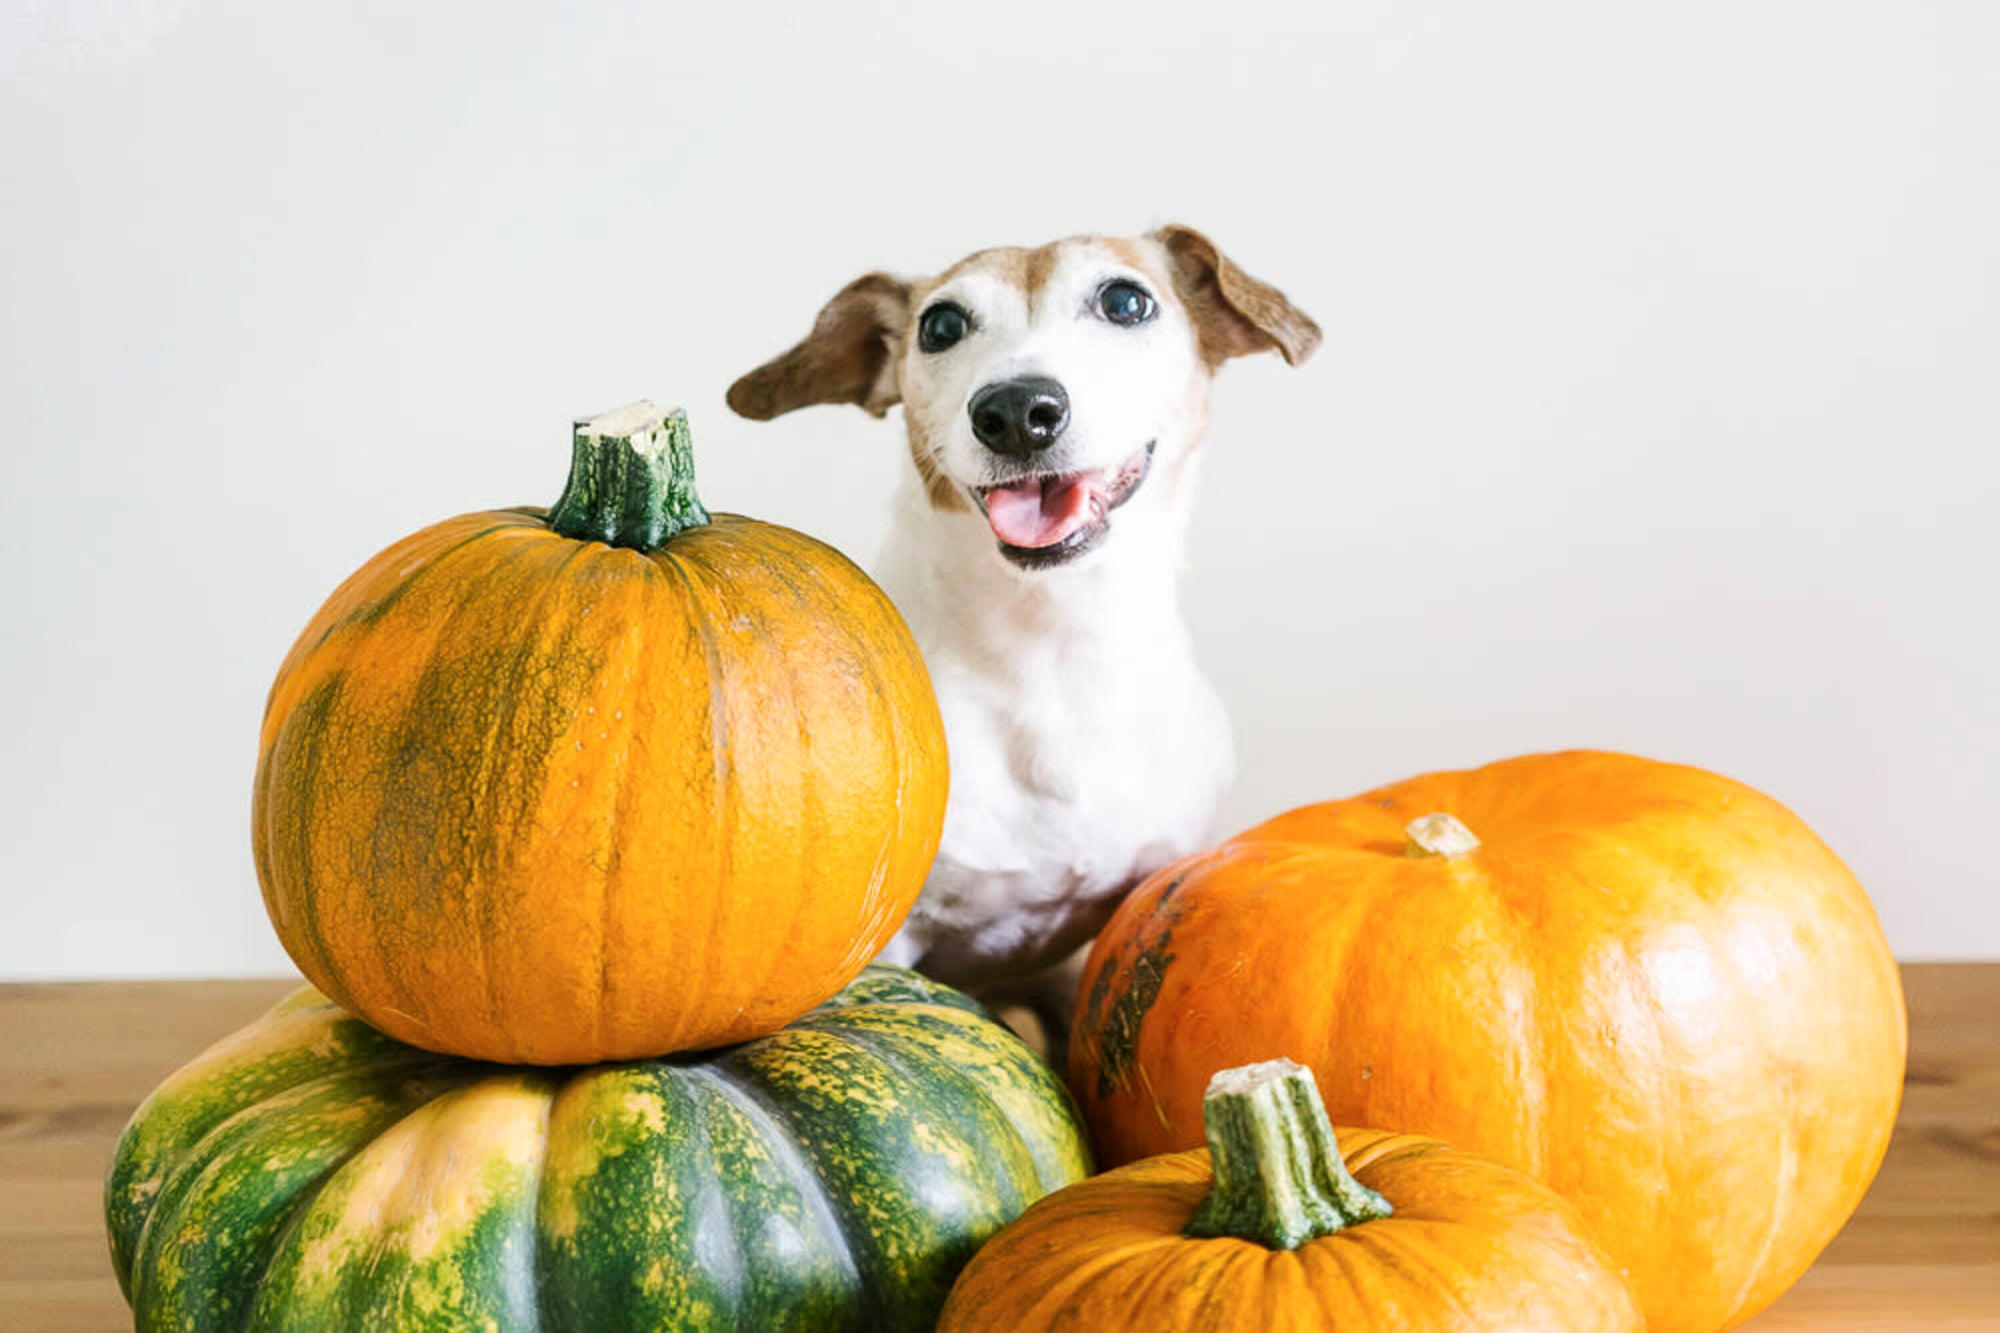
[903, 682, 1230, 983]
[873, 529, 1233, 987]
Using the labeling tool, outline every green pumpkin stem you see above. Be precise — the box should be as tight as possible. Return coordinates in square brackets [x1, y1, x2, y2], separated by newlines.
[1185, 1059, 1393, 1249]
[548, 401, 710, 551]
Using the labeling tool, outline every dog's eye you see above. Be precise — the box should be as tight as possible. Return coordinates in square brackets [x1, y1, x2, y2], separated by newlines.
[918, 302, 971, 353]
[1097, 280, 1157, 328]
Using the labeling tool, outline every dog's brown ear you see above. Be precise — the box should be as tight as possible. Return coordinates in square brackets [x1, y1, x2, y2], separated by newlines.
[1153, 225, 1320, 368]
[727, 273, 913, 420]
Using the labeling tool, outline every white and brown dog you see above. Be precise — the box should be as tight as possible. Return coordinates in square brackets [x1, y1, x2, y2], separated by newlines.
[729, 225, 1317, 1023]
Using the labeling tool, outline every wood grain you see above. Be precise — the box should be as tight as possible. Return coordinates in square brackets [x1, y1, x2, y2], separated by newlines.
[2, 965, 1994, 1330]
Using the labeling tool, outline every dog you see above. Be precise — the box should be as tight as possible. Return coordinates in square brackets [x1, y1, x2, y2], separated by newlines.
[728, 225, 1317, 1027]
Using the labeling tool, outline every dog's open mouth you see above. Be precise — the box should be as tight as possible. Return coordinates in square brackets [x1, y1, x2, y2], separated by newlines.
[973, 443, 1155, 569]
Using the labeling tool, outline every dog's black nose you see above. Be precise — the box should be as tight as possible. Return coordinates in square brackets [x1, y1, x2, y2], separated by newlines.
[969, 376, 1069, 456]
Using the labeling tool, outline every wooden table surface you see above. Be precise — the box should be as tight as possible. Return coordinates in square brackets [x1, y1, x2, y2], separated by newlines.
[3, 965, 1995, 1331]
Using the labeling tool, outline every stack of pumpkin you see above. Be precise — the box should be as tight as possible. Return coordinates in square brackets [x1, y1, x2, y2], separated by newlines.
[105, 404, 1092, 1332]
[107, 403, 1908, 1333]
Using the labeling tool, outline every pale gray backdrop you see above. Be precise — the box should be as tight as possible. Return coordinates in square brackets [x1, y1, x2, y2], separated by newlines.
[3, 1, 1993, 976]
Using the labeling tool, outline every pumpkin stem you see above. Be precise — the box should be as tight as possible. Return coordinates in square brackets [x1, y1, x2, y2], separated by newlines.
[1184, 1058, 1392, 1249]
[548, 401, 710, 551]
[1405, 812, 1480, 859]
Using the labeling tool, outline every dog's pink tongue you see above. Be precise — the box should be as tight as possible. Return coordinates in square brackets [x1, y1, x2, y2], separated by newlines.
[983, 474, 1099, 549]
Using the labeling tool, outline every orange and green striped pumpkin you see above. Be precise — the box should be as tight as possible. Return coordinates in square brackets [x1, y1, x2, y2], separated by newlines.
[252, 402, 949, 1064]
[107, 966, 1090, 1332]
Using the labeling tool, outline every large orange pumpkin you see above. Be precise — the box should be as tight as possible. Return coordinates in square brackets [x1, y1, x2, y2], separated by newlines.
[940, 1058, 1642, 1332]
[253, 402, 949, 1064]
[1070, 750, 1906, 1333]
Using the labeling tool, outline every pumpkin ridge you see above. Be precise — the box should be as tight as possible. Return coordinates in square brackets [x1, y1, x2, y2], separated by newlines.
[677, 517, 937, 1024]
[516, 1080, 558, 1329]
[535, 1065, 745, 1327]
[1331, 1225, 1427, 1314]
[1297, 1240, 1355, 1328]
[1191, 1245, 1271, 1324]
[1554, 824, 1726, 1311]
[808, 1007, 1041, 1213]
[808, 524, 945, 969]
[696, 1046, 897, 1328]
[131, 1061, 472, 1329]
[678, 1064, 873, 1326]
[1014, 1224, 1188, 1324]
[1481, 851, 1552, 1184]
[1117, 1226, 1230, 1317]
[1299, 1219, 1368, 1319]
[585, 555, 676, 1058]
[634, 1067, 759, 1324]
[254, 676, 352, 1016]
[812, 965, 984, 1019]
[808, 534, 912, 977]
[107, 993, 412, 1289]
[1034, 1236, 1160, 1322]
[325, 548, 503, 1029]
[588, 684, 630, 1062]
[1345, 1222, 1486, 1327]
[1298, 841, 1539, 1186]
[261, 515, 517, 698]
[745, 529, 831, 1009]
[1334, 1130, 1437, 1178]
[775, 518, 910, 984]
[360, 535, 603, 1054]
[194, 1134, 340, 1329]
[1690, 890, 1800, 1327]
[1544, 840, 1672, 1256]
[719, 1022, 993, 1326]
[1319, 862, 1395, 1140]
[470, 538, 596, 1063]
[324, 516, 534, 643]
[656, 547, 739, 1054]
[247, 1075, 556, 1331]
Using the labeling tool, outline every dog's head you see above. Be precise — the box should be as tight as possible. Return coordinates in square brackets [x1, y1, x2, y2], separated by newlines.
[729, 226, 1318, 571]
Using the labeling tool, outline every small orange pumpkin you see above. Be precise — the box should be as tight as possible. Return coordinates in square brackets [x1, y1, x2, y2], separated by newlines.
[1070, 750, 1906, 1332]
[939, 1058, 1642, 1332]
[253, 403, 949, 1064]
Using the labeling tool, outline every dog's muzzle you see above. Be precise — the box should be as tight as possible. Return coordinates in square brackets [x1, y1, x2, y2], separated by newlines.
[973, 440, 1156, 571]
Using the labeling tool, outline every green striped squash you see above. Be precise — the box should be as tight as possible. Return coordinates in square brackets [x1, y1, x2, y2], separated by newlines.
[107, 966, 1091, 1332]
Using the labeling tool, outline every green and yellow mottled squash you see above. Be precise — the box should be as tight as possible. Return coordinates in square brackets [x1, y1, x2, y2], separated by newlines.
[254, 401, 949, 1064]
[107, 966, 1090, 1332]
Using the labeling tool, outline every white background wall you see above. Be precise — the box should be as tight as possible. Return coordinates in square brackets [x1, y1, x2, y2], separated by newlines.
[2, 1, 1993, 978]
